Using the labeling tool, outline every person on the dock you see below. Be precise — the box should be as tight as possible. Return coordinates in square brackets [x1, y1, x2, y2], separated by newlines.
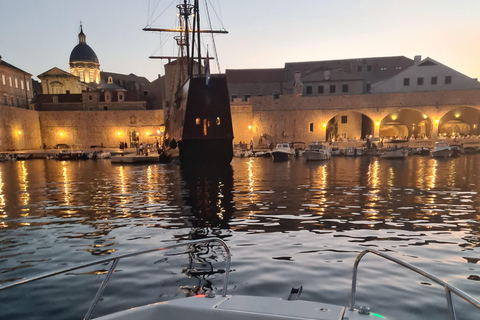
[139, 143, 144, 155]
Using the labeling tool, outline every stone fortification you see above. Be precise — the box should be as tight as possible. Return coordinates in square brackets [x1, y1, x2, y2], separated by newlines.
[0, 105, 163, 150]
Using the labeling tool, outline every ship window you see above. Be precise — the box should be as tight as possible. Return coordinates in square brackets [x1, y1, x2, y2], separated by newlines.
[216, 117, 220, 125]
[203, 119, 208, 136]
[309, 122, 314, 132]
[196, 118, 201, 125]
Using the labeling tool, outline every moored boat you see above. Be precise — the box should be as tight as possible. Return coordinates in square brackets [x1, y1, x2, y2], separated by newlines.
[56, 145, 88, 160]
[431, 141, 453, 158]
[380, 146, 409, 159]
[303, 141, 331, 161]
[272, 143, 295, 162]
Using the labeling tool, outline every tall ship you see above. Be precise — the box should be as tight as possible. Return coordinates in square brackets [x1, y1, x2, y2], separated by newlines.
[144, 0, 233, 165]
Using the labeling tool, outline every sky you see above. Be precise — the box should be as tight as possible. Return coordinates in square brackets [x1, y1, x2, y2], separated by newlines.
[1, 0, 480, 82]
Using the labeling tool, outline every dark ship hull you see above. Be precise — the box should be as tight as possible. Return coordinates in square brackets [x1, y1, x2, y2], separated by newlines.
[170, 75, 233, 165]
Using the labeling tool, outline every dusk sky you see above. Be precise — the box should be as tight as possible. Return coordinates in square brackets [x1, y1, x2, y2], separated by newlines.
[1, 0, 480, 82]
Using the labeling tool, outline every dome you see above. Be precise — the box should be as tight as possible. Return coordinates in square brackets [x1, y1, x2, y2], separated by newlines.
[69, 43, 99, 63]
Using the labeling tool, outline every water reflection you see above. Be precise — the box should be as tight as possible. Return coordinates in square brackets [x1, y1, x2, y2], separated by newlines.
[180, 164, 234, 240]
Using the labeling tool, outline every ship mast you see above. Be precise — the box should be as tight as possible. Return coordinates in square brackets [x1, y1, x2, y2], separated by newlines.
[143, 0, 228, 78]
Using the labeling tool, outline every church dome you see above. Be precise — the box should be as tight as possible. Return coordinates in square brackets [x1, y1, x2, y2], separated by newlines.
[70, 43, 99, 63]
[69, 27, 99, 63]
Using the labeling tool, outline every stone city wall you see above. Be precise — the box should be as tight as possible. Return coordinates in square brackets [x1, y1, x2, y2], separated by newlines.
[0, 105, 42, 151]
[39, 110, 164, 148]
[0, 105, 164, 151]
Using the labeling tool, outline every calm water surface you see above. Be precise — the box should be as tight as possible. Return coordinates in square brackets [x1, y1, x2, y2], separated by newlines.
[0, 156, 479, 319]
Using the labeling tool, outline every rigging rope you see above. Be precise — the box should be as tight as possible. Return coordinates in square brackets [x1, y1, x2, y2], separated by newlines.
[203, 1, 221, 73]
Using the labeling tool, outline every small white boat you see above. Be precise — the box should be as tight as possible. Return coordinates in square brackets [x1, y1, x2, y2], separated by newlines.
[380, 146, 409, 159]
[271, 143, 295, 162]
[1, 238, 479, 320]
[431, 141, 453, 158]
[344, 147, 364, 157]
[303, 142, 331, 161]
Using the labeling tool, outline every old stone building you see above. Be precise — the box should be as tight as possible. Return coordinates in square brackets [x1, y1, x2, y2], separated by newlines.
[0, 56, 33, 109]
[38, 67, 85, 94]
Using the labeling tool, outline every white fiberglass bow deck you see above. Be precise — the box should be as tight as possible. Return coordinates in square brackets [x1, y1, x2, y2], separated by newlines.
[1, 238, 479, 320]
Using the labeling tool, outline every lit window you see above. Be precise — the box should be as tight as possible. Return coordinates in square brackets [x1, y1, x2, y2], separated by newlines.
[79, 71, 84, 82]
[196, 118, 201, 125]
[216, 117, 221, 125]
[9, 77, 12, 86]
[15, 78, 18, 88]
[21, 80, 24, 90]
[26, 81, 30, 91]
[89, 70, 94, 83]
[1, 75, 5, 85]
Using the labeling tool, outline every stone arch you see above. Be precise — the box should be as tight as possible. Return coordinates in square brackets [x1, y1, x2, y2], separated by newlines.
[438, 107, 480, 137]
[380, 109, 432, 139]
[326, 111, 374, 141]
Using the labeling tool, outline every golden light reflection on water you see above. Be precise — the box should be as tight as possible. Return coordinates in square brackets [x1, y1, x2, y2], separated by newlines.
[427, 159, 437, 190]
[117, 166, 128, 205]
[19, 161, 30, 216]
[62, 162, 71, 207]
[247, 158, 255, 217]
[366, 159, 380, 207]
[0, 167, 5, 226]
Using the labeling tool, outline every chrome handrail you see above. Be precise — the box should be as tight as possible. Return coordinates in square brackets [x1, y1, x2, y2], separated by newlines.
[0, 238, 231, 320]
[349, 249, 480, 320]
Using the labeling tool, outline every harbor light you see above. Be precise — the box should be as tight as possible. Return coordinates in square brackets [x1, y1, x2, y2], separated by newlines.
[323, 123, 327, 127]
[117, 132, 121, 136]
[17, 131, 21, 135]
[156, 130, 160, 134]
[248, 125, 252, 130]
[59, 132, 63, 136]
[146, 132, 149, 136]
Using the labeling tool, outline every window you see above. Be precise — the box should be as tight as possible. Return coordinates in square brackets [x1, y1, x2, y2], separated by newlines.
[10, 96, 14, 106]
[445, 76, 452, 84]
[404, 78, 410, 86]
[272, 93, 279, 99]
[244, 94, 251, 101]
[196, 118, 201, 125]
[66, 90, 70, 94]
[216, 117, 221, 125]
[309, 122, 314, 132]
[9, 77, 12, 86]
[16, 98, 20, 106]
[367, 65, 372, 71]
[89, 95, 93, 101]
[26, 81, 30, 91]
[342, 84, 349, 93]
[231, 94, 238, 102]
[306, 86, 312, 94]
[53, 96, 59, 104]
[318, 85, 324, 94]
[366, 82, 371, 92]
[417, 77, 424, 85]
[89, 70, 94, 82]
[3, 95, 7, 105]
[341, 116, 348, 124]
[21, 80, 24, 90]
[15, 78, 18, 88]
[79, 71, 84, 82]
[357, 66, 362, 72]
[431, 76, 437, 85]
[1, 74, 5, 85]
[330, 85, 336, 93]
[103, 106, 108, 111]
[105, 93, 111, 102]
[119, 94, 124, 101]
